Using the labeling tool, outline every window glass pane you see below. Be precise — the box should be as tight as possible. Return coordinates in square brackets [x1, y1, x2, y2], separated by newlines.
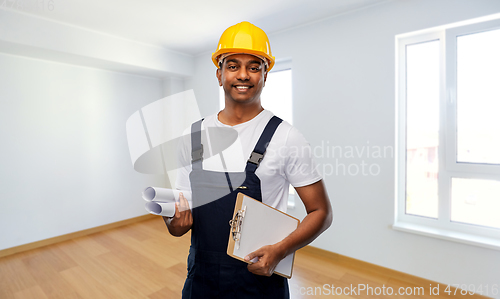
[261, 69, 293, 124]
[457, 28, 500, 164]
[405, 41, 440, 218]
[219, 86, 224, 110]
[451, 178, 500, 229]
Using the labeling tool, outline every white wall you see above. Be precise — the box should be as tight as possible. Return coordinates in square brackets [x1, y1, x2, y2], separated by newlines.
[185, 53, 221, 117]
[0, 53, 166, 250]
[0, 8, 194, 251]
[188, 0, 500, 295]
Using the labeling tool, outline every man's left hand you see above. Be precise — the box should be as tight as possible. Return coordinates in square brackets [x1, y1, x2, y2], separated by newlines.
[244, 244, 286, 276]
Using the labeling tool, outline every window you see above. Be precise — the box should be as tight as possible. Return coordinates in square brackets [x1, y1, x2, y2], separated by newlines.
[395, 16, 500, 250]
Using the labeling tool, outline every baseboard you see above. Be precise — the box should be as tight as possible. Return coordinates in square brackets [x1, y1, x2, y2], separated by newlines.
[0, 214, 156, 258]
[298, 246, 492, 299]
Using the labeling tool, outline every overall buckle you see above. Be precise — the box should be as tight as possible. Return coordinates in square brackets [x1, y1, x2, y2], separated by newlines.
[192, 145, 204, 162]
[248, 151, 264, 165]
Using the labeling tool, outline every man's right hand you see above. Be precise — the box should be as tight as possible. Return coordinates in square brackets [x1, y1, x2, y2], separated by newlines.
[163, 192, 193, 237]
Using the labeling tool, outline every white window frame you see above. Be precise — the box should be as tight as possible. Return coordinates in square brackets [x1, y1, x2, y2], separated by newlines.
[394, 17, 500, 251]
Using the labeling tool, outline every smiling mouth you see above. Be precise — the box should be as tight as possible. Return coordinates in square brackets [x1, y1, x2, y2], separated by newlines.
[234, 85, 252, 92]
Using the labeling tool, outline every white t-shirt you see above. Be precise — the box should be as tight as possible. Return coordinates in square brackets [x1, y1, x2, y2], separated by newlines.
[175, 109, 322, 212]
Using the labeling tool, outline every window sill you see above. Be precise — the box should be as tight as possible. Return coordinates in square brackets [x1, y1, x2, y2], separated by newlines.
[392, 221, 500, 251]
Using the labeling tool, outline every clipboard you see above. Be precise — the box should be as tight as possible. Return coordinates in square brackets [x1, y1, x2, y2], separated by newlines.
[227, 192, 300, 278]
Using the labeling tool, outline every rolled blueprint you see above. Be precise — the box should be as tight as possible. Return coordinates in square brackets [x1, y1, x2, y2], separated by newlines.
[142, 187, 192, 202]
[142, 187, 192, 217]
[145, 201, 176, 217]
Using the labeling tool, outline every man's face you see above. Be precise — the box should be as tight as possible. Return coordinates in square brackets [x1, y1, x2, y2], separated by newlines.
[216, 54, 267, 105]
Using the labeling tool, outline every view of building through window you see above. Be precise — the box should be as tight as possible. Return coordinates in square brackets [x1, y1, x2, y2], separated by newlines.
[405, 40, 439, 219]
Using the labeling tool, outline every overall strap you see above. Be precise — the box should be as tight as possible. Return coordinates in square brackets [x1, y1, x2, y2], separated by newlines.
[191, 119, 204, 170]
[245, 116, 283, 173]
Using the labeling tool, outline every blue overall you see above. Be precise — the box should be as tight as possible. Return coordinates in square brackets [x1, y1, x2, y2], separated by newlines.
[181, 116, 290, 299]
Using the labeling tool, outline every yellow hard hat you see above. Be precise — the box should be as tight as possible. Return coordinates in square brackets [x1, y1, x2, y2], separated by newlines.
[212, 21, 275, 71]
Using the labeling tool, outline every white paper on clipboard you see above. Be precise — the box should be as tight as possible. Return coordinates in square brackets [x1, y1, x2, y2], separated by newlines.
[227, 193, 300, 278]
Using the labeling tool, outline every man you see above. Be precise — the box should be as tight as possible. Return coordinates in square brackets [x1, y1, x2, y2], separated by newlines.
[164, 21, 332, 298]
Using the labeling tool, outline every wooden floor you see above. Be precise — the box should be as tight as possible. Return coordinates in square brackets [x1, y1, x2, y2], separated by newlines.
[0, 218, 489, 298]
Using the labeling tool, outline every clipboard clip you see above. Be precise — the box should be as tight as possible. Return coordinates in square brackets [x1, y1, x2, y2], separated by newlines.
[229, 205, 246, 250]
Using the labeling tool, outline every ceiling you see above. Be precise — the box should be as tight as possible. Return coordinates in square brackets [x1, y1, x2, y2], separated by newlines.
[9, 0, 389, 55]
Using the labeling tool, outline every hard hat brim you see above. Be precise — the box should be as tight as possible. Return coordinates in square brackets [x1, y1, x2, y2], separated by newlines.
[212, 48, 275, 72]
